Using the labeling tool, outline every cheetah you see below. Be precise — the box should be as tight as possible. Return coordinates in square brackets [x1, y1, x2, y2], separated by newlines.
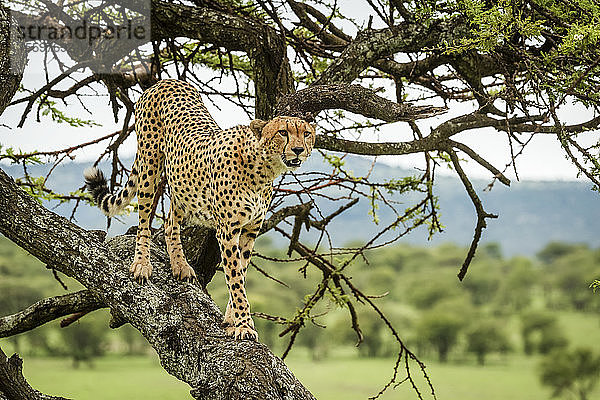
[84, 79, 316, 340]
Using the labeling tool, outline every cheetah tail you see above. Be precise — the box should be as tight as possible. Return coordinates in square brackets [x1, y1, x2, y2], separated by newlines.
[83, 162, 138, 217]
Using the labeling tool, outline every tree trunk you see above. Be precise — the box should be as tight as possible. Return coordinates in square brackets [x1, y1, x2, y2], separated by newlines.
[477, 351, 485, 366]
[0, 4, 25, 114]
[439, 346, 448, 363]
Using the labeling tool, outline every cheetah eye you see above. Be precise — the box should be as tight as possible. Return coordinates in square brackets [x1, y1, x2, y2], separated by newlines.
[278, 130, 288, 137]
[304, 131, 312, 137]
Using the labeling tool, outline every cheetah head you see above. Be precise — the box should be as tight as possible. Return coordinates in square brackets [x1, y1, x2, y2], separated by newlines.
[250, 116, 316, 171]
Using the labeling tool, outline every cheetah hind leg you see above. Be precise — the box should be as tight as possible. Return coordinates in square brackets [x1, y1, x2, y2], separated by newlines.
[130, 229, 153, 283]
[165, 207, 197, 282]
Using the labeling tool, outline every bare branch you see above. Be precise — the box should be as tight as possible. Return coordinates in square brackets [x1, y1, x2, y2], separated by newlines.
[0, 127, 127, 163]
[311, 198, 359, 230]
[260, 202, 313, 234]
[445, 147, 498, 281]
[0, 290, 104, 338]
[448, 140, 511, 186]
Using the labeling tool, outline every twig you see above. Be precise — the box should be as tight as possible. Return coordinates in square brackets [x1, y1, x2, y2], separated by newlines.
[447, 140, 511, 187]
[445, 146, 498, 281]
[60, 311, 90, 328]
[249, 260, 289, 288]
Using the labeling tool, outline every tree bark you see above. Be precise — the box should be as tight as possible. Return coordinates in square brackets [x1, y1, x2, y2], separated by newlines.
[313, 19, 463, 85]
[0, 168, 315, 400]
[0, 347, 68, 400]
[0, 5, 25, 114]
[275, 84, 445, 122]
[0, 290, 104, 338]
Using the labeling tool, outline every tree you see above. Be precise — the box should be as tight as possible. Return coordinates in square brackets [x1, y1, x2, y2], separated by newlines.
[1, 0, 600, 398]
[0, 284, 44, 353]
[538, 327, 568, 355]
[354, 311, 387, 359]
[549, 250, 600, 311]
[521, 311, 567, 355]
[465, 318, 510, 365]
[480, 243, 503, 261]
[537, 242, 587, 265]
[461, 265, 501, 306]
[495, 258, 539, 311]
[59, 318, 107, 368]
[416, 310, 464, 363]
[539, 348, 600, 400]
[407, 278, 463, 309]
[295, 322, 330, 361]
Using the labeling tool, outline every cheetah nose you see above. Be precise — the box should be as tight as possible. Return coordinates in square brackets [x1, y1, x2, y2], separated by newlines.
[291, 147, 304, 156]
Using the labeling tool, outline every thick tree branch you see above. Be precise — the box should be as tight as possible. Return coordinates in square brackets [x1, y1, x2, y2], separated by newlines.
[315, 134, 439, 156]
[0, 290, 104, 338]
[151, 0, 293, 118]
[314, 19, 464, 85]
[0, 5, 25, 115]
[311, 112, 551, 157]
[275, 84, 446, 121]
[312, 113, 478, 155]
[0, 168, 315, 400]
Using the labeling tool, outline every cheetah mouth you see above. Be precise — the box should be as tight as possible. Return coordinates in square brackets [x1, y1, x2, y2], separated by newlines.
[282, 156, 302, 168]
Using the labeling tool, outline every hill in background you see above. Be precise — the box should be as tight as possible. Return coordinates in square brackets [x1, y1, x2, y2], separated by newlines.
[2, 154, 599, 256]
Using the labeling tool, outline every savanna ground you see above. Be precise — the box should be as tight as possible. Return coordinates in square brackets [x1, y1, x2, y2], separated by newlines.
[2, 337, 599, 400]
[2, 235, 599, 399]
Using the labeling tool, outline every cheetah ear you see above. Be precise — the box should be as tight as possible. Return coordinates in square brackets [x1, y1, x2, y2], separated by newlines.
[250, 119, 268, 139]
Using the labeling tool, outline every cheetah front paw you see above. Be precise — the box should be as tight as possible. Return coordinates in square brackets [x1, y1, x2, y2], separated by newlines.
[130, 259, 152, 283]
[226, 324, 259, 341]
[171, 258, 197, 282]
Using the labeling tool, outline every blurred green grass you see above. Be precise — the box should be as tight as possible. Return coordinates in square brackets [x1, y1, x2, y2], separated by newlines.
[10, 350, 598, 400]
[21, 355, 189, 400]
[288, 355, 546, 400]
[13, 352, 598, 400]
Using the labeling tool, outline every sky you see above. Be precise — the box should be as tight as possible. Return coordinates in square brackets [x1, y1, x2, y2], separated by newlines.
[1, 2, 599, 183]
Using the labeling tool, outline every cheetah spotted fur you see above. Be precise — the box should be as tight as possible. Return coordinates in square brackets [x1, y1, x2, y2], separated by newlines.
[84, 79, 316, 340]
